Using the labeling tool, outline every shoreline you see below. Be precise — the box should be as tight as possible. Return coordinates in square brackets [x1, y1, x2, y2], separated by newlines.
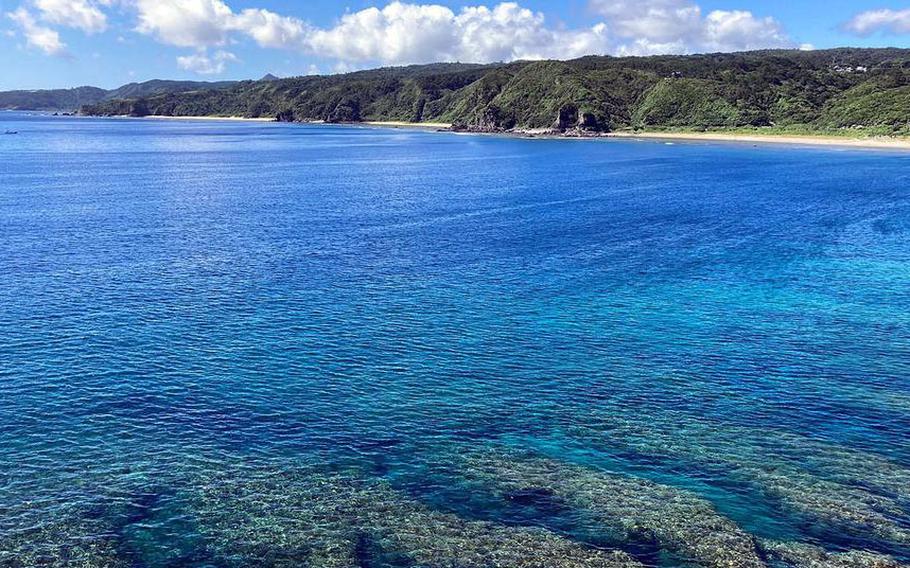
[143, 115, 276, 122]
[88, 114, 278, 122]
[349, 120, 910, 150]
[605, 130, 910, 151]
[81, 115, 910, 150]
[362, 120, 452, 130]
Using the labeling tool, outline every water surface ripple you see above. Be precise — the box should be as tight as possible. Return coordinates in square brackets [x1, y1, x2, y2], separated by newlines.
[1, 114, 909, 567]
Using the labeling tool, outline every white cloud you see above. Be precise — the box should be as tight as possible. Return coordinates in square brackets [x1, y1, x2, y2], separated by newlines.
[590, 0, 792, 55]
[4, 0, 109, 57]
[304, 3, 459, 63]
[128, 0, 610, 64]
[845, 9, 910, 36]
[130, 0, 306, 49]
[177, 49, 237, 74]
[455, 3, 608, 61]
[7, 7, 66, 55]
[702, 10, 789, 51]
[122, 0, 796, 69]
[234, 8, 309, 49]
[303, 2, 609, 64]
[135, 0, 235, 47]
[33, 0, 107, 34]
[591, 0, 701, 44]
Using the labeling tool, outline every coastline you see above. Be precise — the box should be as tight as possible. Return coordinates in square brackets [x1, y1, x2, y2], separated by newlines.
[343, 119, 910, 150]
[363, 120, 452, 130]
[143, 115, 276, 122]
[80, 114, 910, 150]
[605, 130, 910, 151]
[427, 123, 910, 150]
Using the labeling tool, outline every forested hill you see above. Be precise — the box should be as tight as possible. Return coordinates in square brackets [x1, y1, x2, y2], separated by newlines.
[0, 80, 237, 111]
[82, 48, 910, 134]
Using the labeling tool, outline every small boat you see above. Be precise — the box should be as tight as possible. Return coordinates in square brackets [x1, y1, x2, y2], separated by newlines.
[3, 130, 18, 135]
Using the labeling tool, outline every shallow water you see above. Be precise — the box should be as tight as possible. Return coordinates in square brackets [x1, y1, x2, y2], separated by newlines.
[1, 113, 909, 567]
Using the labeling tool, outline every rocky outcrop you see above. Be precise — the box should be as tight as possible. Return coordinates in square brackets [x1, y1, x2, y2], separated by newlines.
[451, 105, 516, 133]
[552, 105, 605, 132]
[275, 108, 296, 122]
[325, 97, 361, 123]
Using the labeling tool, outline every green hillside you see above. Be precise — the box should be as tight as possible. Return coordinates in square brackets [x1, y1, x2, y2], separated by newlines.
[0, 86, 107, 111]
[77, 49, 910, 135]
[0, 80, 238, 111]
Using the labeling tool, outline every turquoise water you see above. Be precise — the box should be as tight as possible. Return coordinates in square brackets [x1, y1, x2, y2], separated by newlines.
[1, 113, 909, 567]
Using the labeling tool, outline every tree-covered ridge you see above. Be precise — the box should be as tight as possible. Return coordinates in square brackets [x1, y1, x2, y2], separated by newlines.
[0, 86, 108, 112]
[0, 80, 238, 111]
[81, 49, 910, 134]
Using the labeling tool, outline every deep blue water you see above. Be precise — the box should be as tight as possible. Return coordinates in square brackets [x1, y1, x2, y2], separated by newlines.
[1, 112, 909, 567]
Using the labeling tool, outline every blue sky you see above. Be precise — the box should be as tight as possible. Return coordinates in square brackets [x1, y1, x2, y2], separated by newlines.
[2, 0, 909, 90]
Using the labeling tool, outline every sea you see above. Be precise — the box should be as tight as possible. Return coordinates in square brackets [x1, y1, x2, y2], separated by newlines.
[1, 112, 909, 567]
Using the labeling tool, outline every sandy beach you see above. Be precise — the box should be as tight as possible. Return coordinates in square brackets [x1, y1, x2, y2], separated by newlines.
[143, 115, 276, 122]
[363, 120, 453, 130]
[606, 130, 910, 150]
[101, 116, 910, 150]
[357, 121, 910, 150]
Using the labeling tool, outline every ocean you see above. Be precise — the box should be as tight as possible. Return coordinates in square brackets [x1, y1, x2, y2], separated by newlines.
[1, 112, 909, 567]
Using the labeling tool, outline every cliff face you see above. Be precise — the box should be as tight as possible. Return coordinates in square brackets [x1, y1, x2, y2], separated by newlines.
[79, 49, 910, 135]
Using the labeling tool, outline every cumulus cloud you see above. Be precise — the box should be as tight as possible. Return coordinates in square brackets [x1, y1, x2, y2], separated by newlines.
[303, 2, 609, 64]
[177, 49, 238, 74]
[33, 0, 107, 34]
[5, 0, 107, 57]
[844, 9, 910, 36]
[702, 10, 789, 51]
[7, 7, 66, 55]
[233, 8, 309, 49]
[134, 0, 235, 47]
[128, 0, 610, 64]
[590, 0, 791, 54]
[591, 0, 701, 45]
[6, 0, 798, 66]
[129, 0, 311, 49]
[128, 0, 793, 65]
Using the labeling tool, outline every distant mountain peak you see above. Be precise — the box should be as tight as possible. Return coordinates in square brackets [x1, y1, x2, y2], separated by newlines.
[261, 73, 280, 82]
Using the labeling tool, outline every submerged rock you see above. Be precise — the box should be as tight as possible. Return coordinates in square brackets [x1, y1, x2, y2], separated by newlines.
[759, 540, 909, 568]
[189, 464, 644, 568]
[566, 409, 910, 548]
[461, 450, 766, 568]
[0, 499, 129, 568]
[745, 468, 910, 546]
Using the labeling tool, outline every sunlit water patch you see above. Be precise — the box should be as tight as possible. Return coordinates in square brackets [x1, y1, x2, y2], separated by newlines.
[1, 113, 909, 567]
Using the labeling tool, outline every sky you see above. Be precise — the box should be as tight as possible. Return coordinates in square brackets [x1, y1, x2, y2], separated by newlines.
[1, 0, 910, 90]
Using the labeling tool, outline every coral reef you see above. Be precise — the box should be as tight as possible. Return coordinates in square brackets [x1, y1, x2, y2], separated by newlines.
[460, 450, 766, 568]
[3, 451, 909, 568]
[759, 540, 908, 568]
[187, 462, 644, 568]
[0, 502, 128, 568]
[565, 409, 910, 547]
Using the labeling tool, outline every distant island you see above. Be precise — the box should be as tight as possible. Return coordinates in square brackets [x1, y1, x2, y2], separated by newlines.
[4, 49, 909, 137]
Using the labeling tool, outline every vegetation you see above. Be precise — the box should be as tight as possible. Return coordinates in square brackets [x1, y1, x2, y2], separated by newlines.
[0, 80, 238, 111]
[0, 86, 107, 111]
[13, 49, 910, 135]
